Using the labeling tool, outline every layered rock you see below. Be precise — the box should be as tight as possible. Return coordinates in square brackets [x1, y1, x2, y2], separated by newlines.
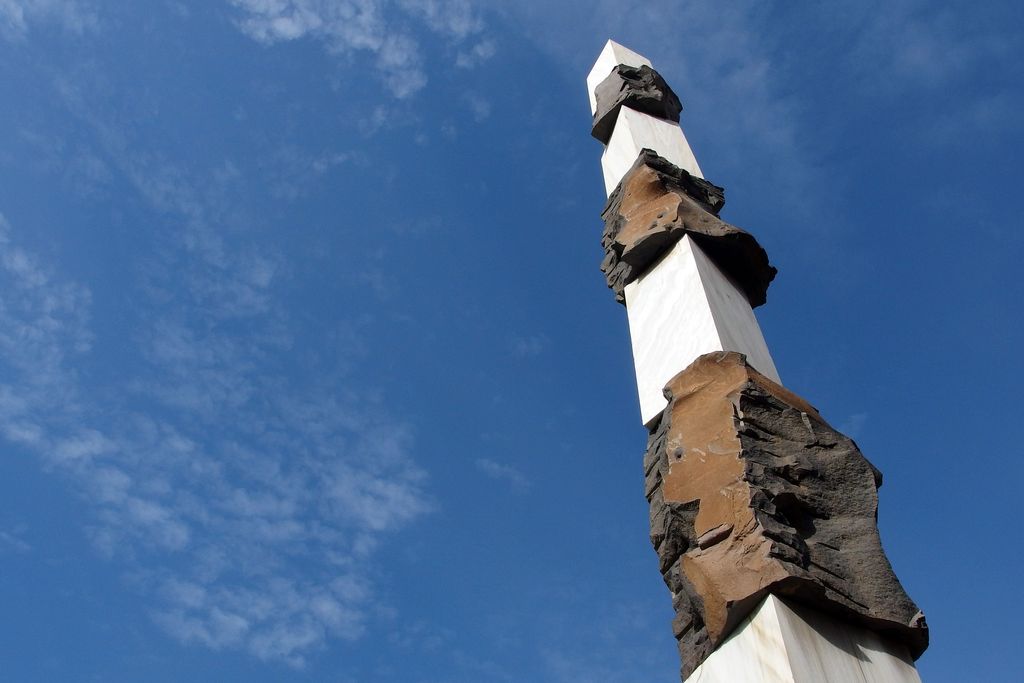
[644, 351, 928, 679]
[600, 150, 775, 306]
[592, 64, 683, 144]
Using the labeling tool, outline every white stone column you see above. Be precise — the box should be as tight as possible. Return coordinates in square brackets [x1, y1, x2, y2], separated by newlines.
[623, 234, 779, 425]
[588, 41, 924, 682]
[588, 39, 779, 427]
[688, 595, 922, 683]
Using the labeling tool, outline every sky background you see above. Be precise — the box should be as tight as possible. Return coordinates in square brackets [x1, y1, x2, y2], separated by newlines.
[0, 1, 1021, 681]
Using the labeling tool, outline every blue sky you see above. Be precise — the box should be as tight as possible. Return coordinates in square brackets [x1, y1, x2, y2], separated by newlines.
[0, 1, 1021, 681]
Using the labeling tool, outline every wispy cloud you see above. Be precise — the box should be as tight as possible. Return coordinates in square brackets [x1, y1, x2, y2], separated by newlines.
[0, 63, 435, 664]
[464, 92, 491, 122]
[0, 214, 93, 447]
[509, 333, 547, 358]
[829, 0, 1020, 143]
[227, 0, 493, 99]
[835, 0, 1011, 92]
[0, 0, 98, 39]
[266, 146, 355, 201]
[535, 590, 673, 683]
[475, 457, 529, 492]
[0, 208, 433, 664]
[839, 412, 868, 439]
[0, 525, 32, 554]
[399, 0, 481, 39]
[455, 37, 494, 68]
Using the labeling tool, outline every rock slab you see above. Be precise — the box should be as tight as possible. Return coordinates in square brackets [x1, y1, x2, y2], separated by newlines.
[644, 351, 928, 680]
[601, 150, 775, 306]
[592, 64, 683, 144]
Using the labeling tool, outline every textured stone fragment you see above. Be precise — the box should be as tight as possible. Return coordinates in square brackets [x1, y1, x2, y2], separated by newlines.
[592, 64, 683, 143]
[601, 150, 775, 306]
[644, 351, 928, 680]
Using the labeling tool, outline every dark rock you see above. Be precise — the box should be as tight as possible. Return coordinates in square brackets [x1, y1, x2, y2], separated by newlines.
[592, 64, 683, 144]
[600, 150, 776, 306]
[644, 351, 928, 679]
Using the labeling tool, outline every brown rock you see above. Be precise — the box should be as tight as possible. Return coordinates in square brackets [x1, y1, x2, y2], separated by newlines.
[591, 64, 683, 144]
[600, 150, 776, 306]
[645, 351, 928, 679]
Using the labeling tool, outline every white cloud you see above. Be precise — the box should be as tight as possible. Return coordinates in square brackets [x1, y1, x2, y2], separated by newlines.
[0, 1, 27, 35]
[509, 333, 547, 358]
[464, 92, 491, 122]
[455, 37, 495, 68]
[839, 412, 868, 438]
[399, 0, 482, 40]
[0, 526, 32, 554]
[0, 0, 97, 39]
[229, 0, 421, 97]
[836, 0, 993, 90]
[227, 0, 492, 98]
[0, 183, 431, 665]
[0, 214, 93, 412]
[375, 32, 426, 98]
[53, 429, 113, 461]
[475, 457, 529, 491]
[268, 146, 354, 199]
[154, 575, 370, 664]
[827, 0, 1018, 142]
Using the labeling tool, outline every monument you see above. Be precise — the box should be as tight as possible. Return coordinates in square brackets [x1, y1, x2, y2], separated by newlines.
[587, 41, 928, 681]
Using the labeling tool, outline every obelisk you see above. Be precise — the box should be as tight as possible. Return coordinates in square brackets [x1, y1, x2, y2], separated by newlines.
[587, 40, 928, 682]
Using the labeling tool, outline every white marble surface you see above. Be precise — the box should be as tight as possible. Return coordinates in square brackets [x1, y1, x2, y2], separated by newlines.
[624, 236, 780, 426]
[586, 39, 651, 114]
[687, 595, 922, 683]
[691, 236, 779, 384]
[600, 107, 703, 195]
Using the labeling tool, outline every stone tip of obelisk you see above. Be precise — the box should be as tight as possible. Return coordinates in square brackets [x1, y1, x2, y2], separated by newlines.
[587, 39, 652, 115]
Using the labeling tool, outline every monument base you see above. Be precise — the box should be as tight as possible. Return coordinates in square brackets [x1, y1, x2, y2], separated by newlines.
[686, 594, 922, 683]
